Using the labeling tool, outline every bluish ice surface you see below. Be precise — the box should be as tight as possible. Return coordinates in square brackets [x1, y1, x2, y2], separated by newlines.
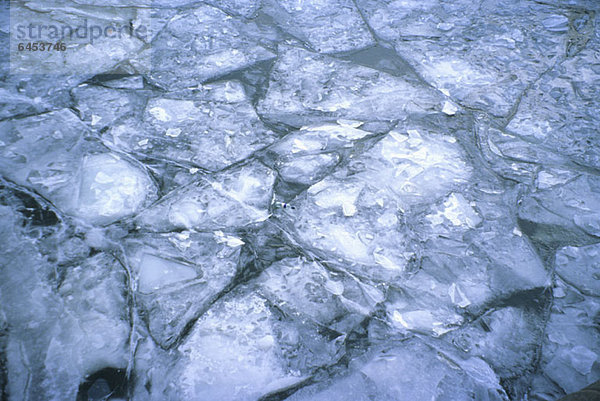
[1, 0, 599, 400]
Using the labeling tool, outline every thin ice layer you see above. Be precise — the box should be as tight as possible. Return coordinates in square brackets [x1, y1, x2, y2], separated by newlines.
[125, 231, 243, 348]
[135, 287, 343, 400]
[0, 109, 157, 225]
[288, 337, 508, 401]
[0, 207, 129, 401]
[146, 4, 277, 90]
[277, 127, 471, 282]
[106, 81, 277, 171]
[357, 0, 570, 116]
[135, 161, 275, 231]
[257, 47, 446, 127]
[262, 0, 374, 53]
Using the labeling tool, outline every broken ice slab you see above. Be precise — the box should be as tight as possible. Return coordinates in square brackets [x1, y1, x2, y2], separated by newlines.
[0, 207, 129, 401]
[72, 83, 149, 130]
[506, 32, 600, 169]
[288, 337, 508, 401]
[0, 109, 158, 225]
[276, 127, 471, 282]
[262, 0, 374, 53]
[9, 2, 149, 76]
[386, 302, 464, 338]
[433, 190, 549, 286]
[135, 287, 343, 400]
[532, 279, 600, 396]
[265, 122, 373, 186]
[275, 153, 340, 189]
[100, 75, 145, 89]
[44, 253, 131, 400]
[380, 185, 550, 338]
[444, 306, 545, 399]
[138, 159, 201, 195]
[518, 173, 600, 246]
[135, 160, 275, 231]
[257, 47, 446, 127]
[356, 0, 570, 117]
[203, 0, 261, 17]
[76, 153, 157, 224]
[255, 257, 383, 333]
[385, 234, 548, 337]
[555, 243, 600, 296]
[105, 81, 277, 171]
[475, 123, 572, 184]
[146, 4, 277, 90]
[124, 230, 243, 348]
[0, 75, 85, 120]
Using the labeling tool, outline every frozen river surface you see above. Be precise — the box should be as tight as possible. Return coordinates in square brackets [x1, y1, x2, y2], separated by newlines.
[0, 0, 599, 400]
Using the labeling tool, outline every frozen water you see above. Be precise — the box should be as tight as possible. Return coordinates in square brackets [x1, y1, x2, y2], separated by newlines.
[288, 337, 508, 401]
[0, 204, 129, 401]
[2, 0, 600, 400]
[147, 5, 277, 90]
[257, 47, 446, 127]
[445, 307, 544, 399]
[356, 0, 572, 117]
[103, 81, 278, 171]
[72, 83, 148, 130]
[555, 244, 600, 296]
[506, 31, 600, 169]
[255, 257, 383, 333]
[476, 123, 571, 184]
[518, 173, 600, 246]
[265, 122, 373, 188]
[9, 2, 148, 76]
[0, 109, 157, 225]
[531, 279, 600, 397]
[135, 160, 275, 231]
[75, 153, 157, 224]
[276, 124, 471, 281]
[203, 0, 261, 18]
[155, 177, 264, 229]
[263, 0, 374, 53]
[124, 230, 243, 348]
[134, 286, 343, 400]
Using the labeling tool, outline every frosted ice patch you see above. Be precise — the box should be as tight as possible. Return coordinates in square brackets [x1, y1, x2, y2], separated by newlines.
[569, 346, 597, 375]
[138, 254, 197, 293]
[448, 283, 471, 308]
[542, 15, 569, 32]
[75, 153, 155, 224]
[427, 193, 481, 228]
[165, 128, 181, 138]
[337, 119, 363, 128]
[442, 100, 458, 115]
[214, 231, 245, 247]
[148, 106, 171, 122]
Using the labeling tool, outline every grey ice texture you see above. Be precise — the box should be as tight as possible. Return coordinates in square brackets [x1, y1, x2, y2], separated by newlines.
[0, 0, 599, 400]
